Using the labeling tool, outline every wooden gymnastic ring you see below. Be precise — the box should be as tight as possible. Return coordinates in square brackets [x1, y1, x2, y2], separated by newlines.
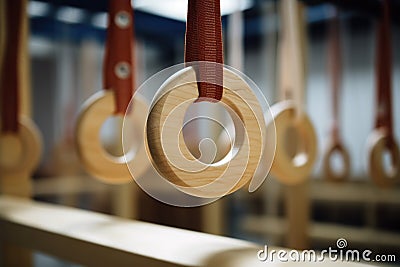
[146, 67, 266, 198]
[76, 90, 149, 184]
[0, 116, 42, 176]
[269, 101, 317, 185]
[367, 129, 400, 188]
[322, 140, 350, 182]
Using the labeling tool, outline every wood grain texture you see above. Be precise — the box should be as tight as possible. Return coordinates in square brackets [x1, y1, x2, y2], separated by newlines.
[367, 129, 400, 187]
[76, 90, 149, 184]
[146, 67, 266, 198]
[270, 101, 317, 185]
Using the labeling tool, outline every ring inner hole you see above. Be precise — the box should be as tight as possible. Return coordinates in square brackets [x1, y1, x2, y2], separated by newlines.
[182, 101, 234, 164]
[382, 148, 396, 178]
[100, 115, 138, 161]
[329, 149, 346, 177]
[284, 125, 308, 167]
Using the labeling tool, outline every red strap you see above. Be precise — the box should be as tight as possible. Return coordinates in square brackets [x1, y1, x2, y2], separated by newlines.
[328, 8, 341, 142]
[375, 0, 393, 137]
[1, 0, 23, 133]
[103, 0, 135, 115]
[185, 0, 224, 102]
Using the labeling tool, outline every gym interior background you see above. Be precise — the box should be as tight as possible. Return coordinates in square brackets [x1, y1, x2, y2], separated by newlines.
[1, 0, 399, 266]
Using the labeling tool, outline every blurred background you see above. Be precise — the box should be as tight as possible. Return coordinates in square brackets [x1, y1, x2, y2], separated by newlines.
[16, 0, 400, 265]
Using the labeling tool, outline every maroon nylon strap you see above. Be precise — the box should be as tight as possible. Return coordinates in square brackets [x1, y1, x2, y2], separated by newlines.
[184, 0, 224, 101]
[1, 0, 23, 133]
[375, 0, 393, 137]
[328, 8, 341, 142]
[103, 0, 135, 115]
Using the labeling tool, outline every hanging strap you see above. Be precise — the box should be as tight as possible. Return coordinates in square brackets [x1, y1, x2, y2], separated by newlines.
[103, 0, 135, 115]
[1, 0, 24, 133]
[185, 0, 224, 101]
[279, 0, 307, 118]
[375, 0, 393, 138]
[328, 8, 341, 142]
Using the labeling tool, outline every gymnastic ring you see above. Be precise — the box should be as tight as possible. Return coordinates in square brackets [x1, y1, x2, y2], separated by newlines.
[269, 100, 317, 185]
[76, 90, 149, 184]
[322, 140, 350, 182]
[0, 116, 42, 176]
[146, 66, 266, 198]
[367, 129, 400, 188]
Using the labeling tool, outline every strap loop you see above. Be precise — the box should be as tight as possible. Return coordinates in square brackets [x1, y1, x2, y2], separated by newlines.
[184, 0, 224, 101]
[103, 0, 135, 115]
[375, 0, 393, 138]
[1, 0, 23, 133]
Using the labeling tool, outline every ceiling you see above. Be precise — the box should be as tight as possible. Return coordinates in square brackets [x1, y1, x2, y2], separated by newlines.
[28, 0, 400, 45]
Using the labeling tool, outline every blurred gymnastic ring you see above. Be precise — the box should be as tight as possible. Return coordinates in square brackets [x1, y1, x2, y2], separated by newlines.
[270, 101, 317, 185]
[367, 129, 400, 187]
[322, 140, 350, 182]
[146, 66, 266, 198]
[76, 90, 149, 184]
[0, 116, 42, 175]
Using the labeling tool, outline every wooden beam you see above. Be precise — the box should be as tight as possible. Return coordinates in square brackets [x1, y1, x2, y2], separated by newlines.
[0, 197, 378, 266]
[310, 180, 400, 205]
[0, 196, 255, 267]
[242, 215, 400, 248]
